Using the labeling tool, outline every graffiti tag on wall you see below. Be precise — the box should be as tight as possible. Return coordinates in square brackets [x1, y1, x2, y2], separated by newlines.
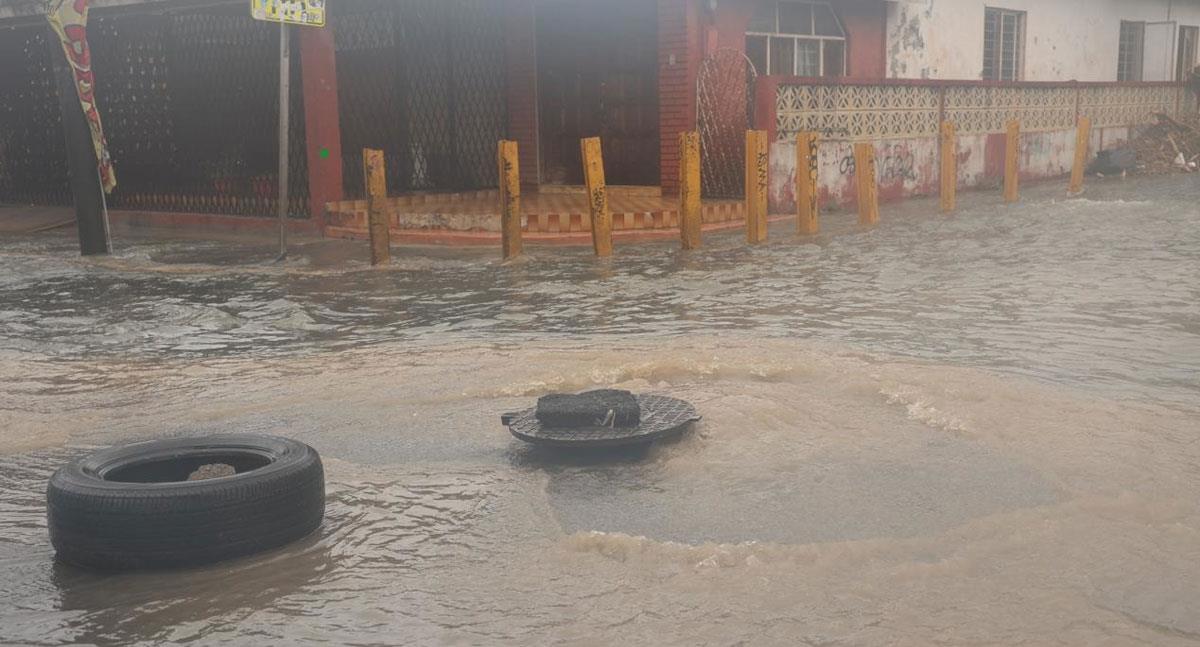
[837, 144, 917, 182]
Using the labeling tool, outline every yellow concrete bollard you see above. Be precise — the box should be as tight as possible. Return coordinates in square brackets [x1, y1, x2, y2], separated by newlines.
[940, 121, 957, 213]
[744, 129, 769, 244]
[497, 140, 522, 259]
[853, 142, 879, 226]
[679, 131, 702, 250]
[1069, 116, 1091, 194]
[1004, 120, 1020, 203]
[580, 137, 613, 257]
[362, 148, 389, 265]
[795, 131, 819, 234]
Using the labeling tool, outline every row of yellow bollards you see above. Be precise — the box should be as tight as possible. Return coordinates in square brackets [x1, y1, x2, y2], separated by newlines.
[493, 132, 764, 260]
[363, 116, 1094, 264]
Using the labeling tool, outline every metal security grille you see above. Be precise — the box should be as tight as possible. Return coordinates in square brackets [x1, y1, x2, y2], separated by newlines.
[90, 5, 308, 217]
[697, 48, 757, 199]
[334, 0, 508, 198]
[0, 4, 308, 217]
[1118, 21, 1146, 82]
[0, 25, 71, 206]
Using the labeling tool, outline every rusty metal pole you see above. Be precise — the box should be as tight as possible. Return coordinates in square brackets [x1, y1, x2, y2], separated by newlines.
[854, 142, 879, 226]
[1070, 117, 1091, 194]
[363, 149, 390, 265]
[1004, 120, 1020, 203]
[678, 131, 702, 250]
[796, 131, 819, 235]
[940, 121, 957, 213]
[580, 137, 613, 257]
[498, 140, 522, 259]
[744, 130, 768, 244]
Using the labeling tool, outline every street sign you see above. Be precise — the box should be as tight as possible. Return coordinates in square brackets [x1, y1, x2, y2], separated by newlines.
[251, 0, 325, 28]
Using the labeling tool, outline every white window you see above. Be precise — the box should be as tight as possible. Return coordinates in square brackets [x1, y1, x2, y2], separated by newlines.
[745, 1, 846, 78]
[1118, 21, 1145, 81]
[983, 7, 1025, 81]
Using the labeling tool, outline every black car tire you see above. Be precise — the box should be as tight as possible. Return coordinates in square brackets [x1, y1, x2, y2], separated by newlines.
[47, 434, 324, 570]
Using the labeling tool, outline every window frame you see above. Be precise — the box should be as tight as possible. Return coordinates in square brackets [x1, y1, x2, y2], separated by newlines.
[1118, 20, 1146, 82]
[745, 1, 847, 78]
[1176, 25, 1198, 81]
[982, 7, 1026, 81]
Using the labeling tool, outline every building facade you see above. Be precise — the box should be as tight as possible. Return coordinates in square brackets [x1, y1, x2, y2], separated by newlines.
[885, 0, 1200, 82]
[1, 0, 1197, 239]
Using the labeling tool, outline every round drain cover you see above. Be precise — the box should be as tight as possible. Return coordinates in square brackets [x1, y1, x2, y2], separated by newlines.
[503, 394, 700, 448]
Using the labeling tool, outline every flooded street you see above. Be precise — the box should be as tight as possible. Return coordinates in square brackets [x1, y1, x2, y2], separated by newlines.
[2, 176, 1199, 645]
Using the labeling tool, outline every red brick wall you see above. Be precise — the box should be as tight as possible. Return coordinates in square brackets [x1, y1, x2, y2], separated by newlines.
[658, 0, 702, 194]
[505, 0, 539, 185]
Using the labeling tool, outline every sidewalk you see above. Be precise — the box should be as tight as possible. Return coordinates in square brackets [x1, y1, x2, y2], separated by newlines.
[0, 205, 76, 234]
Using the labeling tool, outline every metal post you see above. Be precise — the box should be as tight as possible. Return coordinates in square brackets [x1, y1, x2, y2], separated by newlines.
[796, 131, 819, 234]
[97, 168, 112, 252]
[277, 20, 290, 260]
[854, 142, 879, 226]
[1004, 120, 1020, 203]
[48, 32, 110, 256]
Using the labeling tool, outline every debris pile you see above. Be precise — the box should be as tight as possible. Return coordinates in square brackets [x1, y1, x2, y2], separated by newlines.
[1129, 112, 1200, 174]
[187, 463, 237, 481]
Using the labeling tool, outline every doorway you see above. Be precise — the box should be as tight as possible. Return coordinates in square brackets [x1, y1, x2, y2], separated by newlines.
[535, 0, 659, 186]
[1178, 25, 1199, 81]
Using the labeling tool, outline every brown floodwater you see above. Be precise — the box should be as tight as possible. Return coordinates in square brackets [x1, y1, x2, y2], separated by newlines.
[1, 176, 1198, 645]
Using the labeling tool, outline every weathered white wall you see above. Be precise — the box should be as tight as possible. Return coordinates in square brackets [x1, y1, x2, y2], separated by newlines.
[767, 125, 1130, 213]
[886, 0, 1200, 81]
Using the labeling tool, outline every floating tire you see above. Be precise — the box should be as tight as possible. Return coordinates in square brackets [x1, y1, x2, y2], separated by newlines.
[47, 434, 324, 571]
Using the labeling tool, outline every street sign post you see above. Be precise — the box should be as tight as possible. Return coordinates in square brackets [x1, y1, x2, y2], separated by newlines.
[251, 0, 326, 260]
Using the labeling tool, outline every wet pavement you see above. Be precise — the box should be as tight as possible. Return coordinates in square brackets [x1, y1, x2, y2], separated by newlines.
[1, 175, 1199, 645]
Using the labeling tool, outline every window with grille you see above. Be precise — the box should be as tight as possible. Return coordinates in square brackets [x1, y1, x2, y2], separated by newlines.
[983, 7, 1025, 81]
[1118, 21, 1145, 81]
[745, 1, 846, 78]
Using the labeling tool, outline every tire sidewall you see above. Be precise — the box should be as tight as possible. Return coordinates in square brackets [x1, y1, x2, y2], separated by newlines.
[47, 434, 324, 570]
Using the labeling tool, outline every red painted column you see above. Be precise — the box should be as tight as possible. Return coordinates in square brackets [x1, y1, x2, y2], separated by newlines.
[658, 0, 702, 195]
[755, 75, 780, 142]
[505, 0, 540, 187]
[299, 27, 343, 233]
[712, 0, 752, 50]
[840, 0, 887, 78]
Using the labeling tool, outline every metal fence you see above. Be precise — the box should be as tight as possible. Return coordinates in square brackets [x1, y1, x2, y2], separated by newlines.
[696, 49, 757, 199]
[0, 4, 308, 217]
[0, 0, 510, 214]
[333, 0, 508, 198]
[0, 25, 71, 206]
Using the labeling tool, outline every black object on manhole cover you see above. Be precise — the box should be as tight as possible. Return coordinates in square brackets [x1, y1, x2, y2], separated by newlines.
[502, 394, 700, 448]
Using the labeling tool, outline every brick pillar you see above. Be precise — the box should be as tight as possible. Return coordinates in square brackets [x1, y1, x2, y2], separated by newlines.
[658, 0, 702, 195]
[299, 27, 343, 233]
[506, 0, 540, 186]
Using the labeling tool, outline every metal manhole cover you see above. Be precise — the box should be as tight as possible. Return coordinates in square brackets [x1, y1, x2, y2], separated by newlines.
[503, 394, 700, 448]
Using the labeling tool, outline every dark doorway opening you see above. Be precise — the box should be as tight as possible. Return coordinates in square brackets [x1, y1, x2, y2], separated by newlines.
[1177, 25, 1199, 82]
[536, 0, 659, 186]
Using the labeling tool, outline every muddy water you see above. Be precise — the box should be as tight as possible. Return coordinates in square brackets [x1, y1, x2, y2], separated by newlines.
[1, 176, 1199, 645]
